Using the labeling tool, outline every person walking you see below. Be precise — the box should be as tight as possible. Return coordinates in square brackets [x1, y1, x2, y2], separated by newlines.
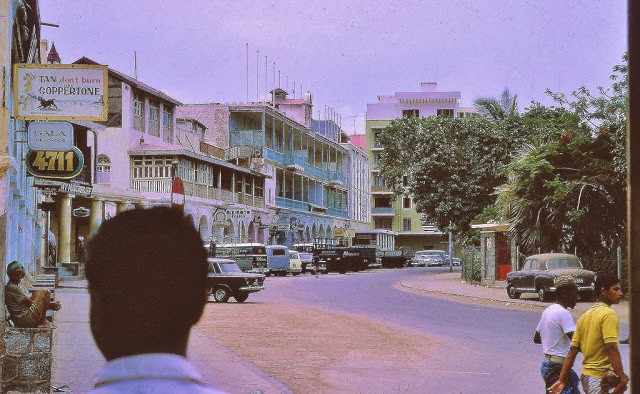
[551, 273, 629, 394]
[533, 276, 580, 393]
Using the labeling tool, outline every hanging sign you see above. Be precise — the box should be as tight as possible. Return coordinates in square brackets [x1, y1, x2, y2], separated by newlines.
[26, 147, 84, 179]
[13, 64, 108, 120]
[28, 121, 73, 150]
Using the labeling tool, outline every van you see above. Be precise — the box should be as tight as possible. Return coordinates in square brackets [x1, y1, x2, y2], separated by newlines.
[265, 245, 290, 276]
[288, 250, 303, 276]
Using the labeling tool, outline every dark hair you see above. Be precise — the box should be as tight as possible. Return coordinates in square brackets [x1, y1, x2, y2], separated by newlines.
[86, 207, 208, 342]
[595, 273, 620, 294]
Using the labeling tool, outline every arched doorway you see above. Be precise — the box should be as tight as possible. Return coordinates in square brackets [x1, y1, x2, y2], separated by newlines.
[248, 221, 256, 243]
[198, 215, 210, 241]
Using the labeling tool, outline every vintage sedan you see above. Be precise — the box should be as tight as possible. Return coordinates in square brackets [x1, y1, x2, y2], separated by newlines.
[505, 253, 596, 301]
[207, 258, 265, 303]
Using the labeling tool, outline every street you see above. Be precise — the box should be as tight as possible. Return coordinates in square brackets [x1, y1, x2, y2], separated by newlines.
[53, 268, 630, 393]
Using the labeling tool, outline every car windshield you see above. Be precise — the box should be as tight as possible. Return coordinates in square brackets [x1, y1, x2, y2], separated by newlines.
[219, 263, 243, 273]
[546, 258, 582, 270]
[300, 253, 313, 260]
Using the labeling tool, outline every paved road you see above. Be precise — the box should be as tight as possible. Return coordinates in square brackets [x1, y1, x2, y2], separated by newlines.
[261, 267, 630, 393]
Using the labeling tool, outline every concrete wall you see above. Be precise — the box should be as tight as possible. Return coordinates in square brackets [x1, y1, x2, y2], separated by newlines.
[178, 104, 231, 148]
[0, 327, 53, 393]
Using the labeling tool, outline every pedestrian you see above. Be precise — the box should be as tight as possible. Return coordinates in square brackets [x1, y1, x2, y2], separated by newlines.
[550, 273, 629, 394]
[533, 275, 580, 393]
[85, 207, 225, 393]
[5, 261, 61, 328]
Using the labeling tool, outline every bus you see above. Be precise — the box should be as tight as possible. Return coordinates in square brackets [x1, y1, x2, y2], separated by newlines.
[209, 243, 268, 274]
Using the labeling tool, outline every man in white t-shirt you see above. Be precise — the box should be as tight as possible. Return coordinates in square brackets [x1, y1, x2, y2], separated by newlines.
[533, 276, 580, 394]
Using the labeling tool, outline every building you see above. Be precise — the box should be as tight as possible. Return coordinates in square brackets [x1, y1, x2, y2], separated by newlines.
[364, 82, 474, 252]
[0, 0, 44, 287]
[179, 89, 369, 247]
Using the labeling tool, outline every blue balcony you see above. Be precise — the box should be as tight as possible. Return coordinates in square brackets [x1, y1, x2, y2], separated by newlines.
[329, 171, 347, 185]
[275, 197, 308, 211]
[326, 208, 349, 218]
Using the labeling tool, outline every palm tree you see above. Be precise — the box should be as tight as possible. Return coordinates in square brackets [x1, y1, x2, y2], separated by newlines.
[473, 88, 519, 119]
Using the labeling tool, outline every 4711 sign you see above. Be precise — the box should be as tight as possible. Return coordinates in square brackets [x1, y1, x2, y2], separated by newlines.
[26, 147, 84, 179]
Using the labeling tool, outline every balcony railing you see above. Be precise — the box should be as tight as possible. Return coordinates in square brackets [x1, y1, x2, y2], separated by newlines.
[326, 208, 349, 218]
[200, 141, 225, 159]
[372, 207, 395, 216]
[132, 179, 264, 208]
[329, 171, 347, 185]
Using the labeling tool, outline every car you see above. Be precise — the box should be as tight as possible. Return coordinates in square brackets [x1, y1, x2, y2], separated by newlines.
[505, 253, 596, 302]
[451, 257, 461, 266]
[288, 250, 303, 275]
[419, 250, 448, 266]
[299, 252, 316, 273]
[410, 252, 428, 267]
[206, 258, 265, 303]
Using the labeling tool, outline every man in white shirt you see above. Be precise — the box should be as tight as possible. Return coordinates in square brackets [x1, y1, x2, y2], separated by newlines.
[85, 207, 225, 393]
[533, 275, 580, 394]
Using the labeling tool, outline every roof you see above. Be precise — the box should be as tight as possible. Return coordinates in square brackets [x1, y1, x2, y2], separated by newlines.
[525, 253, 579, 262]
[73, 57, 182, 105]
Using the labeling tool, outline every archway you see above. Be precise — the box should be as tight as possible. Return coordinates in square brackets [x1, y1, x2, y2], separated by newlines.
[198, 215, 210, 241]
[305, 227, 311, 243]
[248, 221, 256, 243]
[312, 223, 317, 240]
[223, 220, 235, 243]
[326, 226, 332, 238]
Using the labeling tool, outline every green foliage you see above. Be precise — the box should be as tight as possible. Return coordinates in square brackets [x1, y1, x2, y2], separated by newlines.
[473, 88, 519, 120]
[497, 54, 628, 256]
[378, 116, 531, 234]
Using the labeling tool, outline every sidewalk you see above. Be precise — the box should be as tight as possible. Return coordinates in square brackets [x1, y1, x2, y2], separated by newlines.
[399, 270, 630, 325]
[52, 282, 291, 394]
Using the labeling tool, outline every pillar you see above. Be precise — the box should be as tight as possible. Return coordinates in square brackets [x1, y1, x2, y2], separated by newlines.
[89, 199, 103, 238]
[116, 201, 128, 214]
[58, 194, 73, 263]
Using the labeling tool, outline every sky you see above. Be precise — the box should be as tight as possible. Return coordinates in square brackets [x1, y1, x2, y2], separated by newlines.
[38, 0, 628, 134]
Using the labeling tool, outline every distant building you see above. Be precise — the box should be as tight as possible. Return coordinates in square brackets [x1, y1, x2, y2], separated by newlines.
[364, 82, 475, 252]
[180, 89, 370, 247]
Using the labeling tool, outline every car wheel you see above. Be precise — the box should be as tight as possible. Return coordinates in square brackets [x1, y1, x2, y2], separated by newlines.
[537, 285, 549, 302]
[507, 285, 521, 299]
[213, 287, 230, 303]
[234, 294, 249, 303]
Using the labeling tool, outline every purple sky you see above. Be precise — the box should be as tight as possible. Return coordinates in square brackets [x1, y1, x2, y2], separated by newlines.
[38, 0, 627, 134]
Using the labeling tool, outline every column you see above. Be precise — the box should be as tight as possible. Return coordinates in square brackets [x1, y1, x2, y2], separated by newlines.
[58, 194, 73, 263]
[116, 201, 128, 214]
[89, 199, 104, 238]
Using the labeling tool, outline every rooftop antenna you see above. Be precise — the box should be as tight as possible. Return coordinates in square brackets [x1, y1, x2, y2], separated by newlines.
[245, 43, 249, 102]
[134, 50, 138, 80]
[256, 49, 259, 102]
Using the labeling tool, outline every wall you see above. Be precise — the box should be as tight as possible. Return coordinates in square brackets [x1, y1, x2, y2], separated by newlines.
[178, 104, 231, 148]
[0, 327, 53, 393]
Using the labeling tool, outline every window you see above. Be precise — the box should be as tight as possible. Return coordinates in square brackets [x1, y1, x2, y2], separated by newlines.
[403, 197, 412, 209]
[373, 153, 381, 165]
[402, 109, 419, 118]
[374, 175, 386, 187]
[132, 156, 172, 179]
[149, 100, 160, 137]
[402, 176, 409, 187]
[373, 131, 382, 148]
[133, 92, 144, 131]
[162, 107, 173, 143]
[374, 197, 392, 208]
[402, 218, 411, 231]
[96, 155, 111, 184]
[437, 108, 454, 118]
[374, 218, 393, 230]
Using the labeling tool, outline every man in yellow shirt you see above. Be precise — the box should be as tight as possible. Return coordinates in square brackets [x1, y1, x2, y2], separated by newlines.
[551, 273, 628, 394]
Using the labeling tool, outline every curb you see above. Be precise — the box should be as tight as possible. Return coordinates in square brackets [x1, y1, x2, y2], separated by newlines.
[398, 281, 547, 310]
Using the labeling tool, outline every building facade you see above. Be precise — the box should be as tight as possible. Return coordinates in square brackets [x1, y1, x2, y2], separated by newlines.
[364, 82, 475, 252]
[180, 89, 369, 247]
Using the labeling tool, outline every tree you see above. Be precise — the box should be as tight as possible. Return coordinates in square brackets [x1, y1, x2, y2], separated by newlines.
[496, 55, 628, 255]
[378, 116, 530, 235]
[473, 88, 519, 120]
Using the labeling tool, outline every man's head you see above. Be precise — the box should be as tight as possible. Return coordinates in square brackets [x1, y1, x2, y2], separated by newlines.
[86, 207, 208, 360]
[594, 273, 623, 306]
[554, 275, 578, 309]
[7, 261, 25, 283]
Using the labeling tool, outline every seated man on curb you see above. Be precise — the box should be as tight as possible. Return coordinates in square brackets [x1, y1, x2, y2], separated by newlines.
[5, 261, 61, 328]
[85, 207, 225, 393]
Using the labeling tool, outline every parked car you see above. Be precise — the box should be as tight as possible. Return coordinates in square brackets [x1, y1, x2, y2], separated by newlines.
[420, 250, 448, 266]
[288, 250, 303, 276]
[451, 257, 461, 266]
[299, 252, 316, 273]
[207, 258, 265, 303]
[505, 253, 596, 302]
[410, 252, 428, 267]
